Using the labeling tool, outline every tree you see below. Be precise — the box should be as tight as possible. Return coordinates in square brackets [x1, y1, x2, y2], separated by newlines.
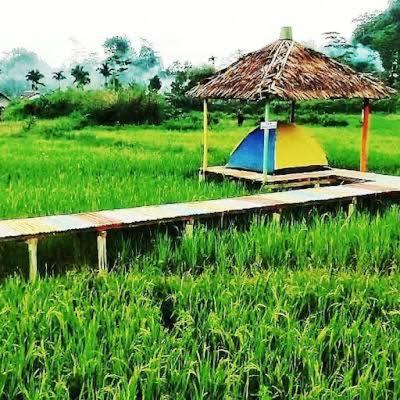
[167, 63, 215, 111]
[322, 32, 382, 73]
[149, 75, 162, 92]
[103, 36, 133, 90]
[71, 65, 90, 89]
[52, 71, 66, 90]
[103, 36, 133, 60]
[353, 0, 400, 86]
[135, 41, 160, 70]
[25, 69, 45, 91]
[97, 63, 113, 87]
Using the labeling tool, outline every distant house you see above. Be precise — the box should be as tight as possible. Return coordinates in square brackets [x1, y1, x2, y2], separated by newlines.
[20, 91, 41, 101]
[0, 92, 11, 112]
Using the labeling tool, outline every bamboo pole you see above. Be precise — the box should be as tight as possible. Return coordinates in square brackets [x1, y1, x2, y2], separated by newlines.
[26, 238, 38, 281]
[262, 102, 270, 176]
[201, 99, 208, 180]
[97, 231, 107, 272]
[360, 98, 371, 172]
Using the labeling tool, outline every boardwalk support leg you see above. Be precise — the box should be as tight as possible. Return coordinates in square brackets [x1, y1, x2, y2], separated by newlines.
[272, 211, 281, 224]
[348, 197, 357, 217]
[184, 218, 195, 238]
[26, 238, 38, 282]
[97, 231, 107, 272]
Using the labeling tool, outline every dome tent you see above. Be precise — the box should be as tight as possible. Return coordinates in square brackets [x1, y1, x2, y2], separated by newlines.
[226, 123, 328, 174]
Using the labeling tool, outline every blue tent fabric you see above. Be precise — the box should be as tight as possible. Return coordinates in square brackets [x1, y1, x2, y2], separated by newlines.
[227, 127, 276, 173]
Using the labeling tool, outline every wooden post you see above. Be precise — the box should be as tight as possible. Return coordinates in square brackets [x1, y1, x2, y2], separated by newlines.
[360, 98, 371, 172]
[289, 100, 295, 123]
[97, 231, 107, 272]
[263, 102, 270, 177]
[201, 99, 208, 181]
[184, 218, 195, 238]
[348, 197, 357, 217]
[272, 211, 281, 224]
[26, 238, 38, 281]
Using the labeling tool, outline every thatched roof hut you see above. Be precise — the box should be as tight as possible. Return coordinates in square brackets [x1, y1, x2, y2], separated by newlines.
[191, 27, 396, 177]
[0, 93, 11, 111]
[188, 30, 394, 101]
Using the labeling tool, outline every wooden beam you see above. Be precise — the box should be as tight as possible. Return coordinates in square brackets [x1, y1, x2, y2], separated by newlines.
[97, 231, 107, 272]
[201, 99, 208, 180]
[360, 98, 371, 172]
[26, 238, 38, 281]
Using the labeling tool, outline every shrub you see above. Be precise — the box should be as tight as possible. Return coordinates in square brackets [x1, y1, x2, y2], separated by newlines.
[271, 96, 399, 115]
[162, 111, 220, 131]
[296, 112, 349, 126]
[5, 88, 166, 125]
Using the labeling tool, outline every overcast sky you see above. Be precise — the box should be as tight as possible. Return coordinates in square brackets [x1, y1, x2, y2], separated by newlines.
[0, 0, 388, 67]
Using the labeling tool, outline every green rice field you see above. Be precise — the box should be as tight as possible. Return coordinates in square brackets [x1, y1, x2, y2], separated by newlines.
[0, 114, 400, 398]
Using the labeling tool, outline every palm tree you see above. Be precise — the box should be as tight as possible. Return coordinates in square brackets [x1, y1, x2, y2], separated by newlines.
[26, 70, 45, 91]
[70, 65, 90, 89]
[52, 71, 66, 90]
[97, 63, 113, 87]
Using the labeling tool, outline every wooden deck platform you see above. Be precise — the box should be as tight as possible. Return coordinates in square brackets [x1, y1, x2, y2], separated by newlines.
[202, 166, 375, 189]
[2, 168, 400, 279]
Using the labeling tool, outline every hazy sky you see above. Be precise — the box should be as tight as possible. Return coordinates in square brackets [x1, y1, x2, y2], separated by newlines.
[0, 0, 388, 67]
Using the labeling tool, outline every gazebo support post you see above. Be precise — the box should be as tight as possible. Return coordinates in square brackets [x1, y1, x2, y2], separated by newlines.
[262, 102, 270, 178]
[360, 98, 371, 172]
[289, 100, 296, 123]
[200, 98, 209, 181]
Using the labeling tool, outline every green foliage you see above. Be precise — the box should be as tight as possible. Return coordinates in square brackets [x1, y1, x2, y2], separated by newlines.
[271, 97, 399, 115]
[296, 112, 349, 127]
[71, 65, 91, 89]
[167, 63, 215, 112]
[354, 0, 400, 87]
[97, 63, 113, 87]
[322, 32, 382, 73]
[25, 69, 45, 91]
[4, 88, 166, 125]
[52, 70, 67, 90]
[89, 87, 166, 125]
[102, 36, 133, 90]
[162, 111, 220, 131]
[148, 75, 162, 92]
[0, 48, 52, 97]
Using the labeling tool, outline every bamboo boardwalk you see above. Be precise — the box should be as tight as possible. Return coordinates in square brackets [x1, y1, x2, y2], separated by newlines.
[1, 168, 400, 279]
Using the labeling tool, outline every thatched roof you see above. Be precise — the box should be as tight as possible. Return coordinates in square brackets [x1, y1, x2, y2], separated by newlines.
[188, 39, 395, 101]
